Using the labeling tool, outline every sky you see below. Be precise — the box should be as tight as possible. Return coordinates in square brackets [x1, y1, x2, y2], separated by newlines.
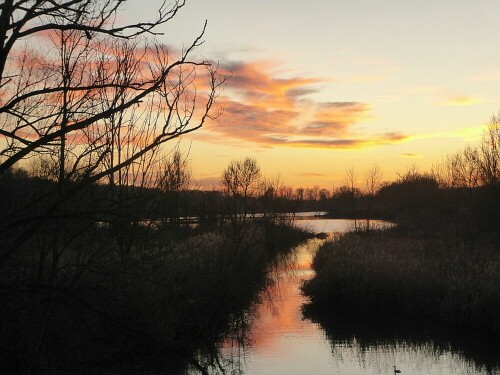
[123, 1, 500, 189]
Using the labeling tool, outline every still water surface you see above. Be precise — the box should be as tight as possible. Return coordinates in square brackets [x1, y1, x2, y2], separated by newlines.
[194, 218, 500, 375]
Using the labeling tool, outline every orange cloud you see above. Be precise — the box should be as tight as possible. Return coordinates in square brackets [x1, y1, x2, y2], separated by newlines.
[282, 131, 408, 149]
[300, 102, 370, 137]
[198, 61, 409, 149]
[219, 61, 321, 107]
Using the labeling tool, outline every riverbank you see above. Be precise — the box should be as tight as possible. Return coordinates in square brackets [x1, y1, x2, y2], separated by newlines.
[302, 226, 500, 337]
[0, 221, 313, 374]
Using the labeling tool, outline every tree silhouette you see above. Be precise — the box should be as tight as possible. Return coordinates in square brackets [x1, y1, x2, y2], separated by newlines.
[0, 0, 226, 267]
[0, 4, 227, 370]
[221, 157, 262, 222]
[1, 1, 224, 175]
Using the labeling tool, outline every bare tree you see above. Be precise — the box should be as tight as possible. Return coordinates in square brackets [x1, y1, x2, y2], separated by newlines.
[447, 146, 481, 188]
[157, 147, 192, 192]
[295, 187, 305, 201]
[0, 1, 225, 268]
[156, 146, 192, 226]
[364, 164, 382, 230]
[0, 1, 224, 182]
[343, 167, 357, 193]
[319, 188, 330, 201]
[343, 167, 358, 227]
[364, 164, 382, 197]
[479, 114, 499, 185]
[432, 116, 499, 188]
[259, 175, 296, 224]
[0, 2, 232, 371]
[221, 157, 262, 221]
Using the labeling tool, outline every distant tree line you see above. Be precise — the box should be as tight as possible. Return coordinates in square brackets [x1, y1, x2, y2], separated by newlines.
[328, 117, 499, 235]
[302, 117, 500, 344]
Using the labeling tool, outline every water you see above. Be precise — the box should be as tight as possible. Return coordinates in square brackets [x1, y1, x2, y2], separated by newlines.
[294, 216, 393, 234]
[192, 219, 500, 375]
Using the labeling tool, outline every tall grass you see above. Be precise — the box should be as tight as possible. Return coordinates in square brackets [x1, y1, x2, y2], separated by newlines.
[302, 227, 500, 336]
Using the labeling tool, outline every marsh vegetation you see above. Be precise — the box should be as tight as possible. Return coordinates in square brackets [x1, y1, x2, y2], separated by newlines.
[1, 2, 499, 374]
[303, 117, 499, 343]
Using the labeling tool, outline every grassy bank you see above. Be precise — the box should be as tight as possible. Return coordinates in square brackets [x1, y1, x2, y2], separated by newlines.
[0, 222, 312, 374]
[302, 227, 500, 337]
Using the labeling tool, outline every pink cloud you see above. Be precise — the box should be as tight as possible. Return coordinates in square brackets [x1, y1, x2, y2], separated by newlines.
[198, 60, 409, 149]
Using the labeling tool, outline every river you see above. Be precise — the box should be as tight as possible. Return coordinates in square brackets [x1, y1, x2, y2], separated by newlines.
[189, 218, 500, 375]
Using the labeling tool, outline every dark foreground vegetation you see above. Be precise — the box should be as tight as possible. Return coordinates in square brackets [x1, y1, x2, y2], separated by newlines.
[0, 152, 313, 375]
[0, 2, 316, 373]
[303, 225, 500, 333]
[303, 118, 500, 342]
[0, 142, 313, 375]
[1, 207, 310, 374]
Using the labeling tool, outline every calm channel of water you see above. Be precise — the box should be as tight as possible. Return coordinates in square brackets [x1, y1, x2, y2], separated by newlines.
[193, 218, 500, 375]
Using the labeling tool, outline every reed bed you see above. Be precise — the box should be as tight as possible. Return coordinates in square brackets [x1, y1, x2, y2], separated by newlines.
[302, 227, 500, 336]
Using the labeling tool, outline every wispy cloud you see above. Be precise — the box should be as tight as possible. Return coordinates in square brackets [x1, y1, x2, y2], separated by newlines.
[199, 60, 409, 149]
[440, 94, 479, 106]
[471, 69, 500, 82]
[402, 86, 480, 107]
[401, 153, 420, 158]
[409, 126, 484, 141]
[336, 75, 387, 83]
[297, 172, 329, 178]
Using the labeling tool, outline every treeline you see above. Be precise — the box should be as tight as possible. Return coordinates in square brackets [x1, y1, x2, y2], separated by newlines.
[302, 116, 500, 348]
[320, 117, 499, 235]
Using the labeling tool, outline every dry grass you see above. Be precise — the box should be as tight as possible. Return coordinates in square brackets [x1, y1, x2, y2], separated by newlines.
[302, 227, 500, 336]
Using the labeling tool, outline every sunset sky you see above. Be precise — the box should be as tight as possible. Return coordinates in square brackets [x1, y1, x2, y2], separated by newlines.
[125, 1, 500, 189]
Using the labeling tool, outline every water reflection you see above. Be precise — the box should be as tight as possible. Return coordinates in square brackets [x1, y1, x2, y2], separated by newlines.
[325, 340, 492, 375]
[294, 217, 393, 234]
[189, 220, 500, 375]
[305, 308, 500, 375]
